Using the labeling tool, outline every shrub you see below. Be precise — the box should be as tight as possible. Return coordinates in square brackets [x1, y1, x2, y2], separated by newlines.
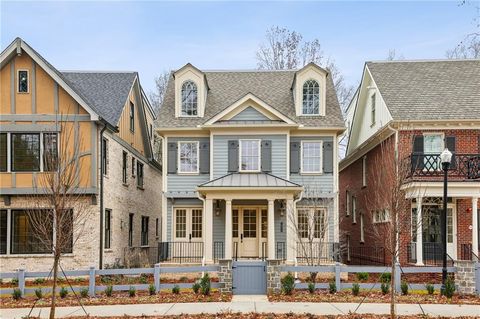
[74, 277, 86, 283]
[401, 281, 408, 295]
[35, 288, 43, 299]
[381, 282, 389, 295]
[426, 283, 435, 295]
[281, 272, 295, 295]
[80, 287, 89, 298]
[192, 282, 201, 294]
[352, 283, 360, 296]
[179, 276, 188, 282]
[59, 287, 68, 299]
[100, 276, 112, 284]
[307, 282, 315, 294]
[380, 273, 391, 283]
[200, 273, 211, 296]
[128, 286, 136, 297]
[12, 288, 21, 300]
[105, 285, 113, 297]
[139, 275, 148, 284]
[329, 281, 337, 294]
[33, 278, 45, 285]
[11, 278, 18, 285]
[172, 285, 180, 294]
[442, 277, 455, 298]
[356, 272, 369, 281]
[148, 284, 156, 296]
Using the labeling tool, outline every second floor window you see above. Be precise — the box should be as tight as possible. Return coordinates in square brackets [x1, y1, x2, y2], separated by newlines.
[178, 141, 198, 173]
[137, 162, 144, 188]
[141, 216, 149, 246]
[181, 81, 198, 116]
[102, 138, 108, 176]
[240, 139, 260, 172]
[12, 133, 40, 172]
[122, 151, 128, 184]
[302, 79, 320, 115]
[0, 134, 7, 172]
[129, 102, 135, 132]
[43, 133, 58, 171]
[301, 141, 322, 174]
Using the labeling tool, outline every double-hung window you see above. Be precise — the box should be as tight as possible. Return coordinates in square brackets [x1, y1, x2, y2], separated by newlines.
[424, 133, 444, 171]
[239, 139, 260, 172]
[104, 209, 111, 249]
[141, 216, 149, 246]
[137, 162, 144, 188]
[174, 208, 203, 241]
[301, 141, 322, 174]
[178, 141, 198, 174]
[122, 151, 128, 184]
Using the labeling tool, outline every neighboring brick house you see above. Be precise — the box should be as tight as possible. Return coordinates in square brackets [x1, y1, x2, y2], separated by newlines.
[0, 38, 162, 271]
[156, 63, 345, 264]
[340, 60, 480, 265]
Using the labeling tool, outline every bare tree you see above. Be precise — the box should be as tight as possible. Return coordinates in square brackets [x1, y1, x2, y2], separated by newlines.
[27, 117, 92, 319]
[149, 70, 171, 116]
[386, 49, 405, 61]
[447, 0, 480, 58]
[256, 26, 355, 113]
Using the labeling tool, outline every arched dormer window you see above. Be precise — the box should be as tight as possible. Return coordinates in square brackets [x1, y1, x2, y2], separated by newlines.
[302, 79, 320, 115]
[181, 81, 198, 116]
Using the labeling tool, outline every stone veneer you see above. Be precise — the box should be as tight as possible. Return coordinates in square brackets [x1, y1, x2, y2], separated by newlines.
[266, 259, 282, 294]
[217, 259, 232, 294]
[455, 260, 479, 295]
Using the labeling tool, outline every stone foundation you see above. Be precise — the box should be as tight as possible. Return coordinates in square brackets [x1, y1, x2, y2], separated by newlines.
[217, 259, 232, 294]
[455, 260, 478, 295]
[267, 259, 282, 294]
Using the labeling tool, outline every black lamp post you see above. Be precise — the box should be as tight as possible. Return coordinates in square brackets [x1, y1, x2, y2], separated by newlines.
[440, 148, 452, 289]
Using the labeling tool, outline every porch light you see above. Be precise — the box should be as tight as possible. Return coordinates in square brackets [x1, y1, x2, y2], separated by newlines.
[440, 148, 452, 165]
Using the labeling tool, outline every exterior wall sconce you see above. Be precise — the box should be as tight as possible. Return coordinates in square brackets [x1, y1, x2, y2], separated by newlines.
[279, 200, 286, 216]
[215, 200, 221, 216]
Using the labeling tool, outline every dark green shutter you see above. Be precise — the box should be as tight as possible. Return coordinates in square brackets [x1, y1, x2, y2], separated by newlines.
[261, 140, 272, 172]
[445, 136, 456, 169]
[228, 140, 239, 172]
[199, 142, 210, 174]
[323, 141, 334, 173]
[290, 142, 300, 174]
[412, 135, 424, 171]
[167, 142, 177, 174]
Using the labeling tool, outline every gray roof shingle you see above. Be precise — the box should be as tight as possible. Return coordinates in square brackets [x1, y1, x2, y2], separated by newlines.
[367, 60, 480, 120]
[61, 72, 137, 125]
[157, 69, 345, 128]
[198, 173, 302, 188]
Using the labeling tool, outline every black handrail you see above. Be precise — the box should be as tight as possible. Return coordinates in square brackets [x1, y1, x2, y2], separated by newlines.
[158, 241, 204, 264]
[408, 153, 480, 179]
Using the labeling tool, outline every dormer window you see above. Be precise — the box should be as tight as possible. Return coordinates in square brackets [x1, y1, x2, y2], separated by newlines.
[302, 79, 320, 115]
[181, 81, 198, 116]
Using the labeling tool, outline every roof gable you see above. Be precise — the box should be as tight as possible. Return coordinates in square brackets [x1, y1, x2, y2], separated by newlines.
[229, 106, 271, 121]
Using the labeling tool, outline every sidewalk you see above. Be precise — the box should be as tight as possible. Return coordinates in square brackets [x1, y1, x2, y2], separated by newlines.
[1, 300, 480, 318]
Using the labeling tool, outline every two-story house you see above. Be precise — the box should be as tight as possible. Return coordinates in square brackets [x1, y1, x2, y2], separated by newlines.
[340, 60, 480, 265]
[156, 63, 345, 264]
[0, 38, 162, 271]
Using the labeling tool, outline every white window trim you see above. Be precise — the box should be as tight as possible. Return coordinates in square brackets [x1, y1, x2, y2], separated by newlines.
[296, 206, 328, 241]
[173, 207, 203, 241]
[177, 141, 199, 175]
[239, 139, 261, 173]
[300, 140, 323, 175]
[352, 196, 357, 224]
[370, 93, 376, 127]
[362, 156, 367, 187]
[346, 190, 350, 216]
[360, 213, 364, 243]
[422, 132, 445, 172]
[301, 78, 322, 116]
[179, 80, 200, 118]
[17, 69, 29, 93]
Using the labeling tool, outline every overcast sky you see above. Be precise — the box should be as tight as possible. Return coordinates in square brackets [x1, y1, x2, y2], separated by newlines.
[1, 1, 477, 93]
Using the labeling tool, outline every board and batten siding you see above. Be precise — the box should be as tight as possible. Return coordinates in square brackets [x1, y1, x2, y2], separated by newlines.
[166, 198, 203, 241]
[290, 136, 334, 194]
[212, 134, 287, 179]
[166, 137, 210, 193]
[229, 107, 270, 121]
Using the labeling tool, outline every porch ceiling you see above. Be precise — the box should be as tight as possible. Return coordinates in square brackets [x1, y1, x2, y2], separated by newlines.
[402, 181, 480, 198]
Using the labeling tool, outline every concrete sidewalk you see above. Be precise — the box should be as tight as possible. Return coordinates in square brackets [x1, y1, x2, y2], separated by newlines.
[1, 301, 480, 318]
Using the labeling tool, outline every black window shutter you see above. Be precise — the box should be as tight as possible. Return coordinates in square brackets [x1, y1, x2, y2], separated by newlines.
[261, 140, 272, 172]
[199, 142, 210, 174]
[323, 141, 334, 173]
[445, 136, 456, 169]
[167, 142, 177, 174]
[412, 135, 424, 170]
[228, 140, 239, 172]
[290, 142, 300, 174]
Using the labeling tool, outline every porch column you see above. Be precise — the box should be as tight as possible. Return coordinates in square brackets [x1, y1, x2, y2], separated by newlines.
[268, 199, 275, 259]
[286, 198, 296, 263]
[472, 197, 478, 261]
[225, 200, 232, 259]
[205, 198, 214, 263]
[416, 196, 424, 265]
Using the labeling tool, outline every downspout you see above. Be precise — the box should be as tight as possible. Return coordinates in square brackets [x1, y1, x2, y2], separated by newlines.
[99, 123, 108, 269]
[197, 192, 206, 265]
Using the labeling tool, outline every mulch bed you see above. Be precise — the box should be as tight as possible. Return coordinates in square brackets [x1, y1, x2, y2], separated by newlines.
[23, 314, 480, 319]
[268, 290, 480, 305]
[0, 291, 231, 309]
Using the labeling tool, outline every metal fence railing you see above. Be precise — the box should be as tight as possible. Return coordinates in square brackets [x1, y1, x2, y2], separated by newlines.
[158, 241, 204, 264]
[213, 241, 224, 262]
[407, 242, 455, 266]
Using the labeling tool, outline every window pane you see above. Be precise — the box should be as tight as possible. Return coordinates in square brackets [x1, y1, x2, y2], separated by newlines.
[128, 213, 133, 247]
[0, 210, 6, 254]
[232, 210, 239, 238]
[141, 216, 149, 246]
[314, 209, 325, 239]
[302, 80, 320, 115]
[191, 209, 203, 238]
[240, 140, 260, 171]
[12, 133, 40, 171]
[181, 81, 198, 116]
[11, 210, 52, 254]
[0, 133, 6, 172]
[18, 70, 28, 93]
[175, 209, 186, 238]
[261, 210, 267, 238]
[43, 133, 58, 171]
[297, 210, 308, 239]
[302, 142, 321, 173]
[179, 142, 198, 173]
[243, 210, 256, 238]
[104, 209, 111, 249]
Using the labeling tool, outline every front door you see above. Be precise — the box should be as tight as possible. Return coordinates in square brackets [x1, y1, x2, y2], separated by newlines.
[422, 205, 456, 260]
[241, 209, 258, 257]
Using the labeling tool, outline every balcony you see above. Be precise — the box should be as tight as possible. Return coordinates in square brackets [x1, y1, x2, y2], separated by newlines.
[407, 153, 480, 181]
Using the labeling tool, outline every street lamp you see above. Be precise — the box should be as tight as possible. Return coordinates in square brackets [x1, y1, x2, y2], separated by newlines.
[440, 148, 452, 290]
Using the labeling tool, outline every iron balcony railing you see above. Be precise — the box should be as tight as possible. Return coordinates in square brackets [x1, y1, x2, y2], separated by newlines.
[408, 153, 480, 180]
[407, 242, 455, 266]
[296, 242, 341, 263]
[158, 241, 204, 264]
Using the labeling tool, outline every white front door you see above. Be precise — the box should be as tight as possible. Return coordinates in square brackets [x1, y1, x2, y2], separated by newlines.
[241, 208, 258, 257]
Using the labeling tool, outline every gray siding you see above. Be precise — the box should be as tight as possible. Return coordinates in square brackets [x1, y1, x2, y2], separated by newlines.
[213, 202, 226, 243]
[230, 107, 270, 121]
[166, 137, 210, 192]
[274, 201, 286, 244]
[213, 135, 287, 179]
[166, 198, 203, 241]
[290, 136, 334, 194]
